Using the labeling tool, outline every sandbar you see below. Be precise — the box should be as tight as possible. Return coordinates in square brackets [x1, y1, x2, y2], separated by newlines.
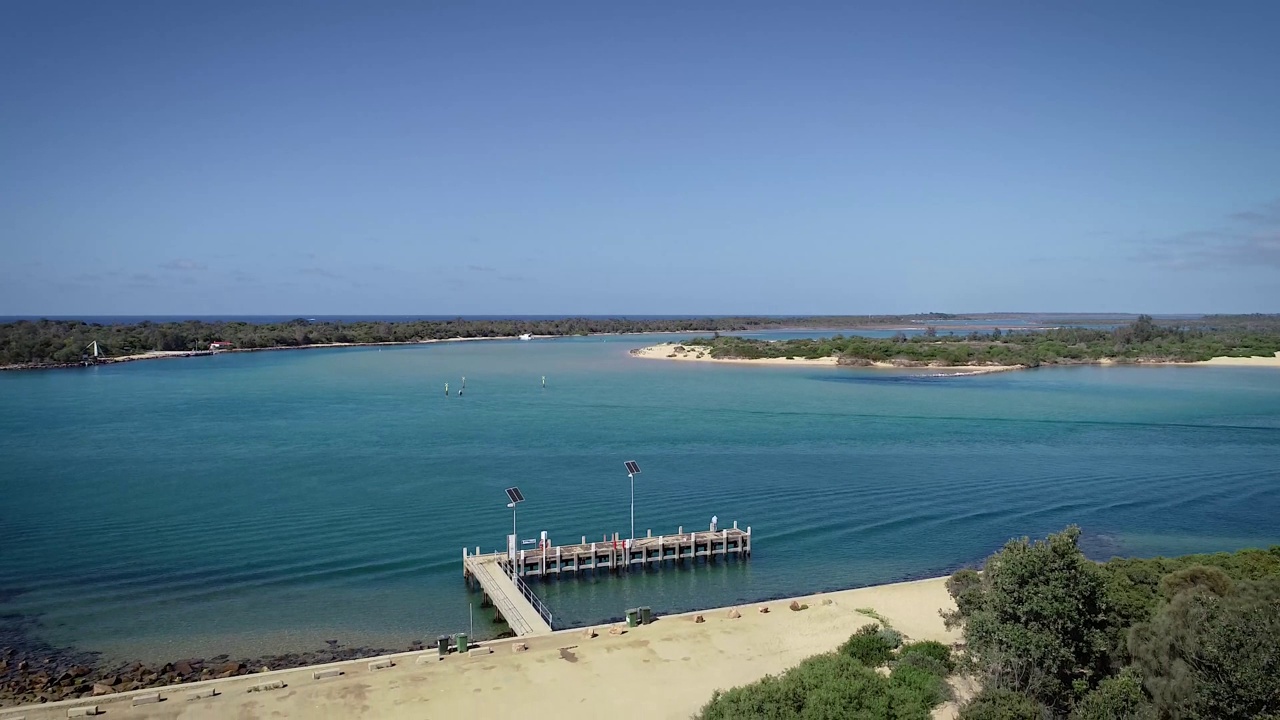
[630, 343, 1023, 375]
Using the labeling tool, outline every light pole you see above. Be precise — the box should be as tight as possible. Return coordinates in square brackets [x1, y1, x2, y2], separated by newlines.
[505, 487, 524, 579]
[623, 461, 641, 540]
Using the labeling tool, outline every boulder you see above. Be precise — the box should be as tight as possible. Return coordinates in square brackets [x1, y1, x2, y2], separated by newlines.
[608, 625, 624, 636]
[581, 628, 596, 639]
[693, 615, 705, 624]
[92, 682, 117, 696]
[759, 606, 770, 614]
[216, 661, 244, 675]
[512, 643, 528, 653]
[789, 600, 801, 611]
[727, 608, 741, 619]
[821, 598, 833, 606]
[174, 660, 194, 675]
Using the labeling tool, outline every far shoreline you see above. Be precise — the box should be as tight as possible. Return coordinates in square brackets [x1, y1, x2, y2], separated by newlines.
[628, 342, 1280, 372]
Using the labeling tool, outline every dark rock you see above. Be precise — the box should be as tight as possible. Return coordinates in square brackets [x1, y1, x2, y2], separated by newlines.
[174, 660, 194, 675]
[215, 661, 243, 675]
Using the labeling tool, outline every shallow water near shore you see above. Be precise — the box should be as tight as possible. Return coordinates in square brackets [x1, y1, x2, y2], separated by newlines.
[1, 332, 1278, 663]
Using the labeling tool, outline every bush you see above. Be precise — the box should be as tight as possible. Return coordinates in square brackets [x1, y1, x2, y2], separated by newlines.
[889, 663, 949, 707]
[840, 624, 897, 667]
[694, 650, 945, 720]
[898, 640, 953, 672]
[958, 688, 1048, 720]
[1070, 669, 1155, 720]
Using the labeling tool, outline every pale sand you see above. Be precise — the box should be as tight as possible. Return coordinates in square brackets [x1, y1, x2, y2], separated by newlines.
[12, 578, 961, 720]
[1193, 351, 1280, 367]
[630, 343, 1023, 375]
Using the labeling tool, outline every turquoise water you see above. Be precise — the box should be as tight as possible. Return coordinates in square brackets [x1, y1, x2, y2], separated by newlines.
[2, 334, 1278, 663]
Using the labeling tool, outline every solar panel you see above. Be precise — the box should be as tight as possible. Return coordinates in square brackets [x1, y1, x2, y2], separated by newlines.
[505, 487, 524, 504]
[624, 461, 641, 475]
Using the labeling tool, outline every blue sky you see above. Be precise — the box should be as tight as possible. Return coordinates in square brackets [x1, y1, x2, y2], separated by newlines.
[2, 1, 1278, 316]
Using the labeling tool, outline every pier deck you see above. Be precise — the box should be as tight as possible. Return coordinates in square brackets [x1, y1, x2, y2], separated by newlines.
[463, 522, 752, 636]
[461, 552, 554, 637]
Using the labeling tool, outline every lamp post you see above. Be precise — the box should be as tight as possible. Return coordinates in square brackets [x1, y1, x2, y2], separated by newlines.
[505, 487, 524, 579]
[623, 461, 641, 541]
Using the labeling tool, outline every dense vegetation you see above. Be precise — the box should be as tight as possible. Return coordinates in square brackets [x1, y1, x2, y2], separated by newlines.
[697, 624, 956, 719]
[686, 315, 1280, 366]
[950, 528, 1279, 719]
[695, 529, 1280, 719]
[0, 314, 951, 366]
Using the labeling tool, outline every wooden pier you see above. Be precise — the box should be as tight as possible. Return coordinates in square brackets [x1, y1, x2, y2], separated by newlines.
[463, 522, 752, 637]
[461, 552, 554, 637]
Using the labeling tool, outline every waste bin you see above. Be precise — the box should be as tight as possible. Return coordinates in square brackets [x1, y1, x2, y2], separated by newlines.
[437, 635, 450, 657]
[640, 606, 652, 625]
[455, 632, 468, 652]
[625, 608, 639, 628]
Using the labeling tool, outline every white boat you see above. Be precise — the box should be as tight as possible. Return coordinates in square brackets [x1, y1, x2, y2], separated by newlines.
[518, 333, 532, 341]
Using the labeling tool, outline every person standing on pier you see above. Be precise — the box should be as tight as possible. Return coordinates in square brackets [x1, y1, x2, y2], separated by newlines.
[711, 515, 718, 532]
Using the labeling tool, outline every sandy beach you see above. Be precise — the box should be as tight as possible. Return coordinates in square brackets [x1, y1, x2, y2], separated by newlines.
[1192, 351, 1280, 367]
[7, 577, 962, 720]
[630, 342, 1024, 375]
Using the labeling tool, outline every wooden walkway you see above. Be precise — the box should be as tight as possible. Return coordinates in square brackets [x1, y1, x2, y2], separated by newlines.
[463, 522, 752, 636]
[506, 525, 752, 578]
[461, 552, 554, 637]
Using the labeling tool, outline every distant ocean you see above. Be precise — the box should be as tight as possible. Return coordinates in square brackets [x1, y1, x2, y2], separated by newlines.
[2, 330, 1272, 665]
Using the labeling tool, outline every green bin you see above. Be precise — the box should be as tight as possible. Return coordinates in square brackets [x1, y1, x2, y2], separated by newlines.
[455, 632, 468, 653]
[625, 608, 639, 628]
[437, 635, 450, 657]
[640, 606, 652, 625]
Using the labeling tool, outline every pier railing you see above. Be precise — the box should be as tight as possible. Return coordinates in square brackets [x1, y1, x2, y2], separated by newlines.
[511, 570, 554, 629]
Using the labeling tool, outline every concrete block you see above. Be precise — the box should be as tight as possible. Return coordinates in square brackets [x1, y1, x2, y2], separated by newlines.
[132, 692, 162, 705]
[247, 680, 285, 693]
[188, 688, 220, 700]
[66, 708, 100, 718]
[368, 659, 395, 671]
[512, 643, 528, 653]
[312, 668, 343, 679]
[468, 647, 492, 656]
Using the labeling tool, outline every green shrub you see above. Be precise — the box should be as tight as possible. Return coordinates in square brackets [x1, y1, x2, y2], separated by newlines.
[878, 626, 904, 649]
[694, 650, 945, 720]
[1070, 669, 1155, 720]
[839, 624, 896, 667]
[957, 688, 1048, 720]
[889, 663, 949, 707]
[898, 640, 953, 672]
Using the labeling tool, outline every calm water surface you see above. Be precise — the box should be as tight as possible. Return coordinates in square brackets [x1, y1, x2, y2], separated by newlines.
[1, 333, 1278, 662]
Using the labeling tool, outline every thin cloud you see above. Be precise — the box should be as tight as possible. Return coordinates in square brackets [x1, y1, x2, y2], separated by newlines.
[160, 259, 208, 271]
[498, 274, 531, 283]
[299, 266, 343, 279]
[1132, 199, 1280, 270]
[467, 265, 496, 273]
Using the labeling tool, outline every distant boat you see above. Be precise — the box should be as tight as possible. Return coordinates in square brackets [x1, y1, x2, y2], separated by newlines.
[519, 333, 532, 341]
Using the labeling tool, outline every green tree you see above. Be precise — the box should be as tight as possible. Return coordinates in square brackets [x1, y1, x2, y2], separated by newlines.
[944, 527, 1112, 712]
[1128, 578, 1280, 720]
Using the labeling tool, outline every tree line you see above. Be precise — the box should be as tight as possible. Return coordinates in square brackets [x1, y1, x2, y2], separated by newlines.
[0, 315, 950, 367]
[686, 315, 1280, 366]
